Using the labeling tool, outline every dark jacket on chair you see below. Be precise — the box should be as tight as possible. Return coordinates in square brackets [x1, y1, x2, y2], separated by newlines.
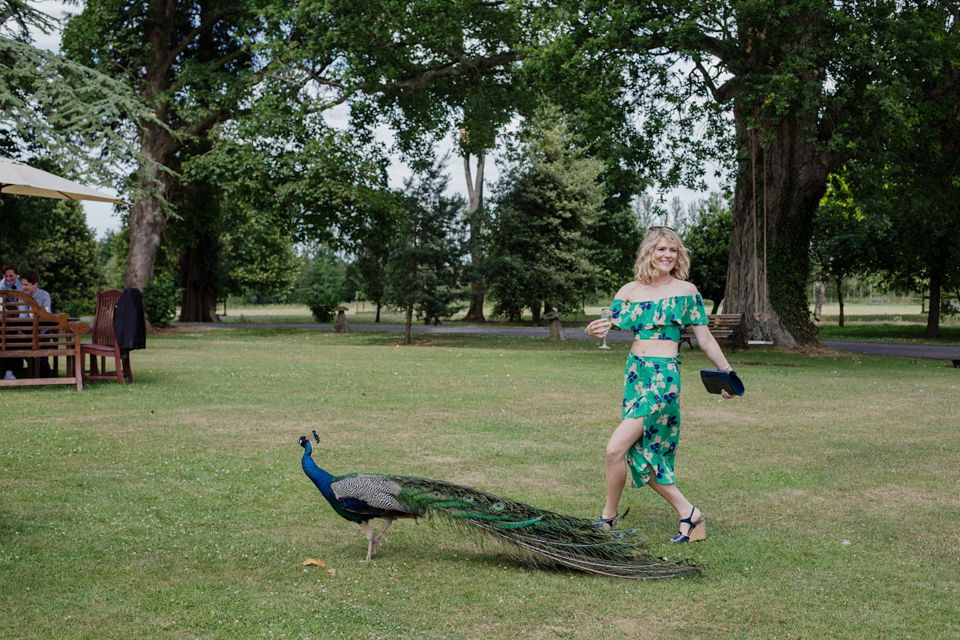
[113, 287, 146, 351]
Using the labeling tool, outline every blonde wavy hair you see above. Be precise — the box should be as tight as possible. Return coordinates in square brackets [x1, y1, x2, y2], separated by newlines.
[633, 227, 691, 283]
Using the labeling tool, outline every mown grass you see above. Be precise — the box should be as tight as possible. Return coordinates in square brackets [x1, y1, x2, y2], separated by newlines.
[3, 329, 958, 639]
[818, 323, 960, 345]
[815, 302, 960, 345]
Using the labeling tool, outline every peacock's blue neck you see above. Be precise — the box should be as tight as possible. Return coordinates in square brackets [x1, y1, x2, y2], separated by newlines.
[301, 447, 365, 523]
[302, 452, 331, 489]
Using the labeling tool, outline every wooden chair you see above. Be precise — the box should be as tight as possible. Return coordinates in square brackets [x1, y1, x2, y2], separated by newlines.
[81, 289, 133, 385]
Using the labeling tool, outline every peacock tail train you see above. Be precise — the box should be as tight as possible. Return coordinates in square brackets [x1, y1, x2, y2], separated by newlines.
[382, 474, 704, 579]
[300, 436, 703, 579]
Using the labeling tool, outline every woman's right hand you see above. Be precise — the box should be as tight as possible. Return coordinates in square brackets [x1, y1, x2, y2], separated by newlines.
[585, 318, 611, 339]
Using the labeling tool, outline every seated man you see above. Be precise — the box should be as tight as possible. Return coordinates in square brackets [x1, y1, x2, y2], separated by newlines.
[20, 270, 51, 313]
[19, 270, 53, 378]
[1, 262, 21, 290]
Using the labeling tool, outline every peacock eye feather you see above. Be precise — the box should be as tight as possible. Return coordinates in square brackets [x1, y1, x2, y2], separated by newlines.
[464, 495, 475, 502]
[492, 502, 504, 512]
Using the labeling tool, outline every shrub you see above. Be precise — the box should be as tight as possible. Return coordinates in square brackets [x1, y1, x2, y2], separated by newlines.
[143, 275, 181, 328]
[301, 286, 341, 322]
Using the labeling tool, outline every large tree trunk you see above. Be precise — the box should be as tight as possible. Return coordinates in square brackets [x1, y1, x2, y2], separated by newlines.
[462, 151, 486, 322]
[125, 198, 168, 291]
[125, 123, 179, 291]
[174, 172, 223, 322]
[122, 0, 241, 295]
[724, 101, 837, 346]
[177, 231, 220, 323]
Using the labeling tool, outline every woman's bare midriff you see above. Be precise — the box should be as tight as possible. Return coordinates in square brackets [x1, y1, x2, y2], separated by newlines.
[630, 338, 680, 359]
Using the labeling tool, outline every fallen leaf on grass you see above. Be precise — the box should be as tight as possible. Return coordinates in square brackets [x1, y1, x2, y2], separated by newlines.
[302, 558, 326, 567]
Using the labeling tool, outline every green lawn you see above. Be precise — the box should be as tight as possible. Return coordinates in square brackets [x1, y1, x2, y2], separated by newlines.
[4, 329, 957, 638]
[814, 301, 960, 345]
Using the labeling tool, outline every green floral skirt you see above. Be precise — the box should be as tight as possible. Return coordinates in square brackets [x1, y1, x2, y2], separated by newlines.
[621, 353, 682, 487]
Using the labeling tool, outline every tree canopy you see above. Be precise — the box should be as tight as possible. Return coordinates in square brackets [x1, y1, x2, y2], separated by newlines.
[61, 0, 265, 293]
[535, 0, 934, 345]
[846, 1, 960, 336]
[22, 0, 960, 336]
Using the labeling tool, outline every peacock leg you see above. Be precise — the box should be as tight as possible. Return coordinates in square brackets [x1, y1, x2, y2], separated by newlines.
[372, 517, 394, 552]
[359, 521, 377, 562]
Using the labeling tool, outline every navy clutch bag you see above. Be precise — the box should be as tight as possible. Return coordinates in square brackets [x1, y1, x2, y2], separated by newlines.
[700, 369, 745, 396]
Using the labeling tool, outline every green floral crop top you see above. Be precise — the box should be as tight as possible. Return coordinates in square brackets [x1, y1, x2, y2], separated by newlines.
[609, 294, 708, 342]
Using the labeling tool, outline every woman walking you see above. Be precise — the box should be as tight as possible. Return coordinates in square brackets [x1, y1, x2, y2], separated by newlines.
[585, 226, 737, 542]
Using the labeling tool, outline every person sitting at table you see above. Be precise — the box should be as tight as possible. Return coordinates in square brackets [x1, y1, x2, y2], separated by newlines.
[19, 270, 53, 378]
[2, 263, 23, 378]
[1, 262, 20, 290]
[20, 270, 51, 313]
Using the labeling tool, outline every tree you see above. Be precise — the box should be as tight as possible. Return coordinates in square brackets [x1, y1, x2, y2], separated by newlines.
[683, 193, 733, 314]
[384, 160, 467, 343]
[97, 230, 126, 290]
[485, 106, 604, 322]
[301, 244, 348, 322]
[164, 171, 223, 322]
[810, 174, 877, 326]
[167, 76, 395, 319]
[218, 214, 301, 308]
[61, 0, 264, 293]
[543, 0, 922, 346]
[847, 2, 960, 338]
[270, 0, 532, 323]
[344, 195, 405, 323]
[589, 202, 646, 293]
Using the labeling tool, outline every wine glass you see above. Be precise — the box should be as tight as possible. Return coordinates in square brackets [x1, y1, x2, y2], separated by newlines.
[598, 308, 613, 349]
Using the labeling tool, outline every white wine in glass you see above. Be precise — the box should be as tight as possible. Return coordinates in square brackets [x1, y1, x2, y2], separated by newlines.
[598, 308, 613, 349]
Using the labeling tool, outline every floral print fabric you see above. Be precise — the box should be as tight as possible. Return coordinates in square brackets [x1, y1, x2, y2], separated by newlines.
[608, 294, 708, 342]
[622, 354, 682, 487]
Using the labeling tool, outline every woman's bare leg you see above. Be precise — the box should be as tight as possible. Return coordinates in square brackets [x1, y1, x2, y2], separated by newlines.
[648, 481, 701, 536]
[601, 417, 645, 520]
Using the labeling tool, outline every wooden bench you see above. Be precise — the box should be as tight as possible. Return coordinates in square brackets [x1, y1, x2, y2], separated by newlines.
[680, 313, 748, 351]
[0, 290, 85, 390]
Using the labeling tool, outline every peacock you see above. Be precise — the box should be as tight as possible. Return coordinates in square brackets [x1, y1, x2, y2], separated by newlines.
[299, 433, 703, 579]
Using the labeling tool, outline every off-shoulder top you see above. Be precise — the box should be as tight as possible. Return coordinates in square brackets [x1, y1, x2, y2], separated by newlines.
[608, 294, 708, 342]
